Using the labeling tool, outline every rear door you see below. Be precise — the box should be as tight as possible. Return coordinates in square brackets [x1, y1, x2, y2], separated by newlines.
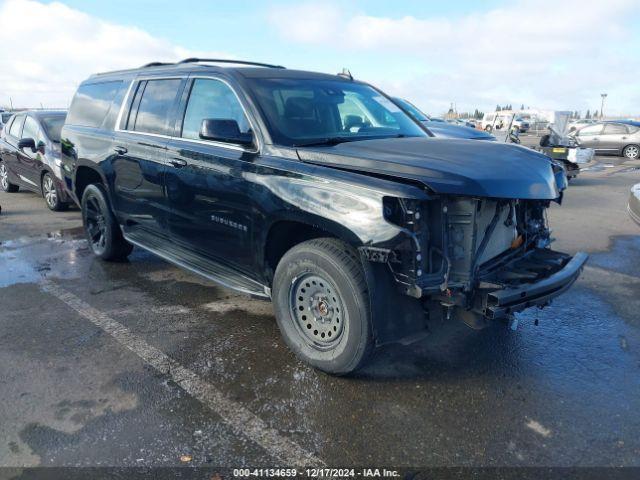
[600, 123, 629, 154]
[164, 76, 258, 273]
[112, 77, 185, 234]
[576, 123, 604, 150]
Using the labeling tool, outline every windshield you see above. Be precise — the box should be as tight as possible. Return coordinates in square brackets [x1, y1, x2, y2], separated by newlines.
[393, 98, 429, 122]
[246, 78, 427, 146]
[40, 114, 66, 142]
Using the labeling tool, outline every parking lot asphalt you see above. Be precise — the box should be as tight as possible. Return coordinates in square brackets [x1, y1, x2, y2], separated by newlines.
[1, 154, 640, 469]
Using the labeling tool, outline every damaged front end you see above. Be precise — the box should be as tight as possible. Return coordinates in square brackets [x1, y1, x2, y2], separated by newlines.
[364, 194, 588, 330]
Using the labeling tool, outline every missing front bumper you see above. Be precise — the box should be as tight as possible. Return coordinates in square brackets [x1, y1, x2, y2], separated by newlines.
[482, 250, 588, 319]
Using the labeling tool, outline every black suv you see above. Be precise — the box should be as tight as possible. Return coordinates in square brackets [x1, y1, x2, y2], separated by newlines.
[61, 59, 587, 374]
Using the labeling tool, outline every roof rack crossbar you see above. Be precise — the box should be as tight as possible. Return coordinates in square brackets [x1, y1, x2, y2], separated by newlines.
[178, 58, 285, 69]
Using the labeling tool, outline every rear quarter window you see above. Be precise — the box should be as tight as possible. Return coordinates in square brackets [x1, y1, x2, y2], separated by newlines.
[66, 81, 125, 128]
[9, 115, 24, 138]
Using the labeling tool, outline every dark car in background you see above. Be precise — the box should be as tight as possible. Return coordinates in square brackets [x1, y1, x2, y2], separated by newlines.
[393, 98, 495, 140]
[60, 59, 585, 374]
[573, 121, 640, 159]
[0, 110, 71, 210]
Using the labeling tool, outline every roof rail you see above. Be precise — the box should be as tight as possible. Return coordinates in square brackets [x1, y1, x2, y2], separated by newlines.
[141, 61, 174, 68]
[178, 58, 286, 69]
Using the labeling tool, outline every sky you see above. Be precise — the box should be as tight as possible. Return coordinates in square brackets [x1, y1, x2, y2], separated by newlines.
[0, 0, 639, 116]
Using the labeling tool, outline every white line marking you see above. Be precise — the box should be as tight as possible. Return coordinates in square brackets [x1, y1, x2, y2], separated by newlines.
[40, 279, 323, 466]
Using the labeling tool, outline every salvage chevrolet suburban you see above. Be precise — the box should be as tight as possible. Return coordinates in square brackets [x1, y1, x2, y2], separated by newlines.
[61, 59, 587, 374]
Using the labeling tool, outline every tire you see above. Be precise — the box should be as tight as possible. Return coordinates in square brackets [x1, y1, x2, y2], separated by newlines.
[484, 125, 493, 133]
[41, 172, 68, 211]
[81, 183, 133, 261]
[0, 162, 19, 193]
[272, 238, 374, 375]
[623, 144, 639, 159]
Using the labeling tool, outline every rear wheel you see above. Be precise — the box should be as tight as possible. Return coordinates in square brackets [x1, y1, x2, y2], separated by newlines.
[81, 183, 132, 261]
[623, 144, 639, 159]
[42, 172, 67, 211]
[0, 162, 19, 192]
[484, 125, 493, 132]
[272, 238, 374, 375]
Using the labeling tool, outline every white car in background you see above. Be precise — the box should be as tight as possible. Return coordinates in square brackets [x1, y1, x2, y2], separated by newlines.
[568, 118, 597, 132]
[481, 112, 530, 133]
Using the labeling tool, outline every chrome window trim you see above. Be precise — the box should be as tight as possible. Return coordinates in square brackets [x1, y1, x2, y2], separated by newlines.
[114, 74, 260, 154]
[114, 79, 136, 132]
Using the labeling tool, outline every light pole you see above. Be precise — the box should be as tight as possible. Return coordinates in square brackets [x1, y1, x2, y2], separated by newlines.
[600, 93, 607, 120]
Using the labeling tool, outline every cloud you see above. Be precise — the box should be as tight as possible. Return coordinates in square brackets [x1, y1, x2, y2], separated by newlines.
[0, 0, 230, 109]
[268, 0, 639, 116]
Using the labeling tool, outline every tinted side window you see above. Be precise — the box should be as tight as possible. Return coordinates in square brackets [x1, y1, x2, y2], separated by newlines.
[67, 81, 124, 128]
[132, 79, 181, 135]
[603, 123, 627, 135]
[578, 124, 603, 135]
[9, 115, 24, 138]
[181, 79, 250, 140]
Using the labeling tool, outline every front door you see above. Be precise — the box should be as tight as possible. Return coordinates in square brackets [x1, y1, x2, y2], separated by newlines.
[165, 77, 258, 274]
[576, 123, 604, 151]
[2, 115, 25, 186]
[111, 78, 184, 234]
[15, 115, 44, 188]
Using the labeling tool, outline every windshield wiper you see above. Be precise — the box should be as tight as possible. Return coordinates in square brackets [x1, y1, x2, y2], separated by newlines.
[293, 137, 356, 148]
[293, 134, 409, 148]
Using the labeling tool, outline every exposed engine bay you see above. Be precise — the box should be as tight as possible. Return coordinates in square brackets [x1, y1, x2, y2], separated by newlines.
[366, 194, 587, 330]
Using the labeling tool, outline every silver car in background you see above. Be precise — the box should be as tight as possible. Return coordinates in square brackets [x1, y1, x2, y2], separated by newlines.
[573, 122, 640, 159]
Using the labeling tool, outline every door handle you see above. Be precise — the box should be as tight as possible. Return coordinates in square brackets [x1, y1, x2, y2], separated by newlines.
[114, 146, 128, 155]
[169, 158, 187, 168]
[622, 137, 628, 140]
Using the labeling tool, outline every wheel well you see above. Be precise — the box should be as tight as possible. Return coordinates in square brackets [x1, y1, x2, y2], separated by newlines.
[264, 221, 337, 277]
[39, 169, 52, 188]
[74, 166, 103, 200]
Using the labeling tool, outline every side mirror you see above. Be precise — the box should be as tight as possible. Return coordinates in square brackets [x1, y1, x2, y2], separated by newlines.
[18, 138, 36, 151]
[199, 119, 254, 147]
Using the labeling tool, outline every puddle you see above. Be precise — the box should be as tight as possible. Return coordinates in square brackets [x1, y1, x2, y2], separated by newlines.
[0, 228, 88, 288]
[588, 235, 640, 278]
[581, 164, 615, 172]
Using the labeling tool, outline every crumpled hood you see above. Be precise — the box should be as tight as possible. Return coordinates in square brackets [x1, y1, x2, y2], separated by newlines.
[296, 137, 560, 200]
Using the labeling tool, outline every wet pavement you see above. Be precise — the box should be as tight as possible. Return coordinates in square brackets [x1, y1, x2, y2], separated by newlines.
[1, 158, 639, 468]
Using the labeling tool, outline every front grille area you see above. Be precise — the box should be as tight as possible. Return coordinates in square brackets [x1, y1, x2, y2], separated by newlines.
[445, 198, 516, 285]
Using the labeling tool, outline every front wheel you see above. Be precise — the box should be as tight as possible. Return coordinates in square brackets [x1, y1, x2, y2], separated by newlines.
[0, 162, 19, 192]
[272, 238, 374, 375]
[42, 172, 68, 211]
[81, 183, 133, 261]
[623, 144, 639, 159]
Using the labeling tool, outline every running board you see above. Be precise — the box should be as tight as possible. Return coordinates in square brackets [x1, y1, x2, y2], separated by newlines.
[123, 229, 270, 299]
